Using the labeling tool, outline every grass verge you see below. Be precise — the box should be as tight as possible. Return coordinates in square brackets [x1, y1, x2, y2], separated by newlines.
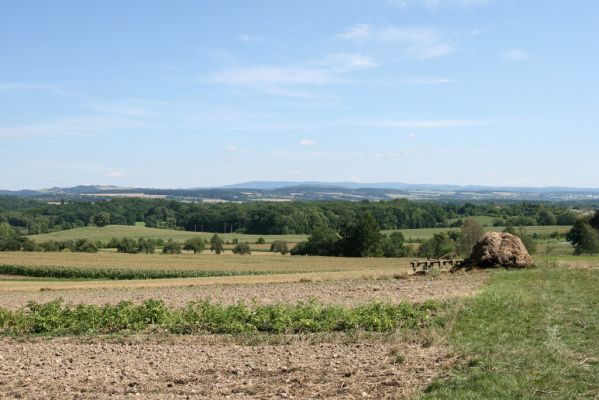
[421, 263, 599, 399]
[0, 299, 445, 336]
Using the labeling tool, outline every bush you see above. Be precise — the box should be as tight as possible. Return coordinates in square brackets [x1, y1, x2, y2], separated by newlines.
[162, 240, 182, 254]
[256, 237, 266, 244]
[183, 237, 205, 254]
[232, 242, 251, 255]
[270, 240, 289, 255]
[210, 233, 224, 254]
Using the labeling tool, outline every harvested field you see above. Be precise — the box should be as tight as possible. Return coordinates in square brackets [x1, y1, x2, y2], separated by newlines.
[0, 251, 409, 274]
[0, 272, 488, 309]
[0, 335, 453, 400]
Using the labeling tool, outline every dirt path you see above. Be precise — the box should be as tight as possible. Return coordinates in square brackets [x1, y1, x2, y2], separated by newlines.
[0, 273, 487, 309]
[0, 335, 453, 399]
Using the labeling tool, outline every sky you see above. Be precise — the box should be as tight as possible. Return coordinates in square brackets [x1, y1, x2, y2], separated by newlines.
[1, 0, 598, 190]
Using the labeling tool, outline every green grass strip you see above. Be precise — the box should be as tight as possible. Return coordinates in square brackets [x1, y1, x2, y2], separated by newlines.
[421, 265, 599, 399]
[0, 299, 445, 336]
[0, 264, 312, 280]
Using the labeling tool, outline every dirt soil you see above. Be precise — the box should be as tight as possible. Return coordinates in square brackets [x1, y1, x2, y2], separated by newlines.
[0, 273, 487, 309]
[0, 335, 453, 399]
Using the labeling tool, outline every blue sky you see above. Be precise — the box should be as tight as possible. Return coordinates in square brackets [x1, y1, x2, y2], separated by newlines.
[1, 0, 598, 189]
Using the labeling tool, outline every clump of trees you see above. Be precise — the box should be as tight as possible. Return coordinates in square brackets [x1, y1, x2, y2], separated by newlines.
[183, 238, 206, 254]
[162, 240, 182, 254]
[290, 213, 412, 258]
[210, 233, 224, 254]
[232, 242, 251, 255]
[270, 240, 289, 255]
[567, 211, 599, 255]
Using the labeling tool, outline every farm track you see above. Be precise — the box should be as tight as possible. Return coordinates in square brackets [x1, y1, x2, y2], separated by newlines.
[0, 335, 453, 399]
[0, 272, 487, 309]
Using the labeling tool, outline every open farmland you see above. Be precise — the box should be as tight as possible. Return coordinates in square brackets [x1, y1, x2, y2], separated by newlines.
[27, 223, 573, 245]
[28, 225, 308, 244]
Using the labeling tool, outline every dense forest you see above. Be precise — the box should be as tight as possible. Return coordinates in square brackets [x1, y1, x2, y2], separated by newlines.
[0, 196, 582, 236]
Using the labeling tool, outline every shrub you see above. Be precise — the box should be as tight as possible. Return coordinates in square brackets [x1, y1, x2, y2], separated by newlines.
[232, 242, 251, 255]
[270, 240, 289, 255]
[162, 240, 182, 254]
[256, 237, 266, 244]
[210, 233, 224, 254]
[183, 237, 205, 254]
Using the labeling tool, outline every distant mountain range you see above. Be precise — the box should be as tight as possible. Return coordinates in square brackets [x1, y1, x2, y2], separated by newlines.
[2, 182, 599, 202]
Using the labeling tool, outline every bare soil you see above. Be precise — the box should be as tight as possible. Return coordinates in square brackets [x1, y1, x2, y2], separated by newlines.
[0, 335, 454, 399]
[0, 272, 487, 309]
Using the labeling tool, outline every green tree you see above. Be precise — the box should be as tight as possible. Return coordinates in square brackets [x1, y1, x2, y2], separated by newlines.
[137, 237, 155, 254]
[162, 240, 182, 254]
[566, 219, 586, 246]
[457, 218, 484, 256]
[382, 232, 410, 258]
[232, 242, 251, 255]
[589, 210, 599, 231]
[270, 240, 289, 255]
[538, 210, 557, 226]
[574, 222, 599, 255]
[92, 212, 111, 227]
[116, 238, 138, 253]
[517, 227, 537, 255]
[418, 232, 455, 258]
[256, 237, 266, 244]
[210, 233, 224, 254]
[338, 213, 384, 257]
[183, 237, 205, 254]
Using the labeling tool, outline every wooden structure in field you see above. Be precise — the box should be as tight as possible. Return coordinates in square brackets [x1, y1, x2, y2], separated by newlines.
[410, 253, 463, 273]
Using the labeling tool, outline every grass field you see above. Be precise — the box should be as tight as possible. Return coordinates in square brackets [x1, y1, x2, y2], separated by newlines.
[421, 263, 599, 399]
[28, 225, 308, 244]
[386, 225, 572, 241]
[28, 223, 573, 245]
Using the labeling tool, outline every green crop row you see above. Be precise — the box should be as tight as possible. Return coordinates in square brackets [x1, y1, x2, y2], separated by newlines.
[0, 299, 445, 336]
[0, 264, 292, 280]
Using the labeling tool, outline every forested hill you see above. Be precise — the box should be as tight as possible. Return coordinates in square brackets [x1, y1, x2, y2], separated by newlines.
[0, 196, 582, 236]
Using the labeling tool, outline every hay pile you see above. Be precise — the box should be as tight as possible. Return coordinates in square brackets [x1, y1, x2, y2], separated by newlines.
[454, 232, 534, 270]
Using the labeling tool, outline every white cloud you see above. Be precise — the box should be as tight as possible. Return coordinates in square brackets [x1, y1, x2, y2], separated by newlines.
[320, 53, 378, 70]
[238, 34, 263, 43]
[400, 76, 453, 85]
[338, 23, 371, 40]
[387, 0, 491, 9]
[0, 82, 66, 95]
[371, 119, 486, 128]
[501, 48, 530, 61]
[300, 139, 316, 146]
[339, 25, 455, 59]
[227, 145, 238, 151]
[378, 26, 455, 59]
[104, 171, 125, 177]
[213, 66, 330, 86]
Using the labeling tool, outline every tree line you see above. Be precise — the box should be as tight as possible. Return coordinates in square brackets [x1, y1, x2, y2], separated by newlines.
[0, 196, 581, 236]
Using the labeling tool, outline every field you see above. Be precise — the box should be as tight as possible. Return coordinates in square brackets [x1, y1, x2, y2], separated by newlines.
[28, 223, 573, 244]
[1, 249, 597, 398]
[28, 225, 308, 244]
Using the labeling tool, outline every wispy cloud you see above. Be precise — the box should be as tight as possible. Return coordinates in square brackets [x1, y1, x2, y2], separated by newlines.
[210, 53, 378, 97]
[300, 139, 316, 146]
[399, 76, 453, 85]
[387, 0, 491, 9]
[339, 24, 455, 59]
[501, 48, 530, 61]
[368, 119, 486, 128]
[0, 82, 66, 95]
[238, 34, 263, 43]
[104, 171, 125, 178]
[338, 23, 371, 40]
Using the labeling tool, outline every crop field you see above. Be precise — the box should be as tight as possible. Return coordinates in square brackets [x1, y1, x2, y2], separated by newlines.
[1, 251, 597, 399]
